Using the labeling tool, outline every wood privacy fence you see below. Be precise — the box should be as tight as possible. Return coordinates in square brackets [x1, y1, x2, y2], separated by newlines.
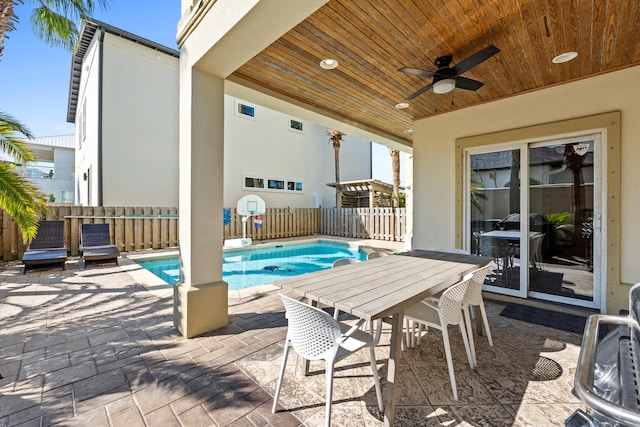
[320, 208, 406, 242]
[0, 206, 405, 262]
[0, 205, 179, 262]
[223, 207, 320, 241]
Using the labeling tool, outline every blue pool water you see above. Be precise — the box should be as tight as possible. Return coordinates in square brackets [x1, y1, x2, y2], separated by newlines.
[137, 241, 365, 291]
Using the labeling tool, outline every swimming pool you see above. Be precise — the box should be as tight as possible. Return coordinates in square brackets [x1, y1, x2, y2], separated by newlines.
[136, 241, 366, 290]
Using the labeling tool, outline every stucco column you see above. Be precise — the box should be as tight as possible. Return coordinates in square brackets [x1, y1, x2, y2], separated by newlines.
[174, 65, 228, 338]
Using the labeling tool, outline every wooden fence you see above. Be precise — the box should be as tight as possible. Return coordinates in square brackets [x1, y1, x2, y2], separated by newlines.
[223, 207, 320, 241]
[320, 208, 406, 242]
[0, 206, 405, 262]
[0, 205, 179, 261]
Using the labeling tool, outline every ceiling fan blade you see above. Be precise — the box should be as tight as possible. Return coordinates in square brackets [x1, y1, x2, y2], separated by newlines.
[455, 76, 484, 91]
[405, 82, 435, 100]
[453, 44, 500, 75]
[398, 66, 436, 78]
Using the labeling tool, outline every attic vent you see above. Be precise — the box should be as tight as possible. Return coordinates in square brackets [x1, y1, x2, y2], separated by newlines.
[235, 100, 255, 119]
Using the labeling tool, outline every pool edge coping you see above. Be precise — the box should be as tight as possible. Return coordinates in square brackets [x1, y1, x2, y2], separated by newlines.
[119, 237, 376, 300]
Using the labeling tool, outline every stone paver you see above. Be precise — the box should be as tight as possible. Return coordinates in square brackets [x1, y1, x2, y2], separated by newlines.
[0, 240, 587, 426]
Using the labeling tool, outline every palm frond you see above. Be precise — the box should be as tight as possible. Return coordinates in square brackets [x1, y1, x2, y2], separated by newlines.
[0, 110, 35, 163]
[0, 163, 47, 242]
[29, 0, 110, 51]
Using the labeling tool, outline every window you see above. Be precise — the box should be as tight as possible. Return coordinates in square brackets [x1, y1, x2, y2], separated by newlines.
[235, 100, 256, 120]
[289, 117, 304, 133]
[242, 174, 303, 193]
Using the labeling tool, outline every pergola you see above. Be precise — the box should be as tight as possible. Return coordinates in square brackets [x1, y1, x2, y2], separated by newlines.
[327, 179, 399, 208]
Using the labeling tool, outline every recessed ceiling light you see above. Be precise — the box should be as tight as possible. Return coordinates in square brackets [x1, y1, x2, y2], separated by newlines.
[320, 58, 338, 69]
[395, 102, 409, 109]
[552, 52, 578, 64]
[403, 129, 414, 134]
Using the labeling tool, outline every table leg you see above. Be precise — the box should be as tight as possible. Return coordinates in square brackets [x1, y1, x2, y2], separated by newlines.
[383, 311, 403, 427]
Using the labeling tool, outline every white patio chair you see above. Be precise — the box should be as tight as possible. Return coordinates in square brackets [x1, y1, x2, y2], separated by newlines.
[463, 265, 493, 362]
[366, 251, 388, 260]
[404, 275, 476, 401]
[273, 295, 384, 427]
[530, 233, 545, 271]
[332, 257, 359, 268]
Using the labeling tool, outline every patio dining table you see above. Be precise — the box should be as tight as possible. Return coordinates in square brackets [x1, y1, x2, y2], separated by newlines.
[274, 249, 491, 427]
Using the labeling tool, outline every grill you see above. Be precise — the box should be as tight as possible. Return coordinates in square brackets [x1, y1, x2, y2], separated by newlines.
[566, 284, 640, 426]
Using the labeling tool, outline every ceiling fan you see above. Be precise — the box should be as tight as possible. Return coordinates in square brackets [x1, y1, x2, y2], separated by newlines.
[399, 44, 500, 100]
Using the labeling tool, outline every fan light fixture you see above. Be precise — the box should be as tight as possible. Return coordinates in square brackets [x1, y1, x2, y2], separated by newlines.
[433, 78, 456, 94]
[320, 58, 338, 69]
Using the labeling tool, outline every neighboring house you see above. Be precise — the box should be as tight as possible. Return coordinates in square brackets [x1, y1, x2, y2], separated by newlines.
[66, 19, 373, 209]
[20, 135, 75, 203]
[67, 19, 180, 207]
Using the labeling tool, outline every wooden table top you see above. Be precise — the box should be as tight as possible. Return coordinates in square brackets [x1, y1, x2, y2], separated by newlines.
[275, 250, 490, 321]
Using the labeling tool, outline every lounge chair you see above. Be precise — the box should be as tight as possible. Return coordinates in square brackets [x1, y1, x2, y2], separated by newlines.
[80, 223, 120, 267]
[21, 220, 68, 274]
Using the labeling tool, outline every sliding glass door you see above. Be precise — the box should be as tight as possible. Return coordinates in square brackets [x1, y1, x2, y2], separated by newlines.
[465, 133, 603, 309]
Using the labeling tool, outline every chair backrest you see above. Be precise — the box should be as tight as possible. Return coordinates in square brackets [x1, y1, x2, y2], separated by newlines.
[465, 265, 490, 305]
[367, 252, 388, 260]
[332, 258, 359, 268]
[81, 223, 112, 247]
[29, 220, 65, 249]
[530, 233, 545, 260]
[280, 295, 342, 361]
[479, 237, 510, 258]
[438, 276, 473, 326]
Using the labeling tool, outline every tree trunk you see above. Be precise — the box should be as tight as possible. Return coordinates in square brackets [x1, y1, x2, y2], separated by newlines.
[389, 148, 400, 207]
[334, 144, 340, 206]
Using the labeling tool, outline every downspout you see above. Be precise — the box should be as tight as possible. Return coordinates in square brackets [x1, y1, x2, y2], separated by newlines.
[97, 27, 105, 205]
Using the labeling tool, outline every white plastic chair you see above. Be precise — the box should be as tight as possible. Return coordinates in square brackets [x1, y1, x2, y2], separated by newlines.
[366, 251, 388, 260]
[404, 275, 476, 401]
[332, 257, 359, 268]
[273, 295, 383, 426]
[530, 233, 545, 271]
[463, 266, 493, 360]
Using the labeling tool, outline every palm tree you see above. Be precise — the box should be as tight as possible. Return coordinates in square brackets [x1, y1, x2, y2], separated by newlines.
[1, 0, 109, 241]
[29, 0, 109, 50]
[389, 148, 400, 207]
[328, 129, 344, 206]
[0, 111, 47, 241]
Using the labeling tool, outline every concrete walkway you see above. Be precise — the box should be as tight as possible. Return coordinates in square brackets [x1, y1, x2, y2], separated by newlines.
[0, 244, 586, 426]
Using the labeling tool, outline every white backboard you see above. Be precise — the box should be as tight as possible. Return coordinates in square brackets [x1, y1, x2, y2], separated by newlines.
[236, 194, 266, 216]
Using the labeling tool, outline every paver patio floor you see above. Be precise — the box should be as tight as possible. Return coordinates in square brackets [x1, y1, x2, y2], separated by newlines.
[0, 253, 586, 426]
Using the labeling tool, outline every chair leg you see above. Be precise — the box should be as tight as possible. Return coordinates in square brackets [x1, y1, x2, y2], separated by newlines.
[462, 308, 477, 369]
[441, 328, 458, 401]
[478, 302, 493, 347]
[368, 346, 384, 412]
[272, 341, 291, 413]
[325, 361, 334, 427]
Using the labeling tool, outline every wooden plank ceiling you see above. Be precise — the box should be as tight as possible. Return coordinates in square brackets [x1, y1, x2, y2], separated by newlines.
[229, 0, 640, 147]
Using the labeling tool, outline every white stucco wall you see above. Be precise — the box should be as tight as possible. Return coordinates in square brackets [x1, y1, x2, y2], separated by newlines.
[75, 35, 101, 206]
[223, 96, 372, 209]
[100, 33, 180, 206]
[411, 65, 640, 311]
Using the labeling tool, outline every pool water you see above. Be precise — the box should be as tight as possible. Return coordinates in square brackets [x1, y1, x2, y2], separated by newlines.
[137, 242, 365, 290]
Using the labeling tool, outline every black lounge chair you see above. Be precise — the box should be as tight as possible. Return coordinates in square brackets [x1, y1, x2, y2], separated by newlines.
[80, 223, 120, 267]
[21, 220, 68, 274]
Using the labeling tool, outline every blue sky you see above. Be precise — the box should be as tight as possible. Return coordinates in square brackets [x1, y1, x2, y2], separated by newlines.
[1, 0, 180, 137]
[1, 0, 404, 184]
